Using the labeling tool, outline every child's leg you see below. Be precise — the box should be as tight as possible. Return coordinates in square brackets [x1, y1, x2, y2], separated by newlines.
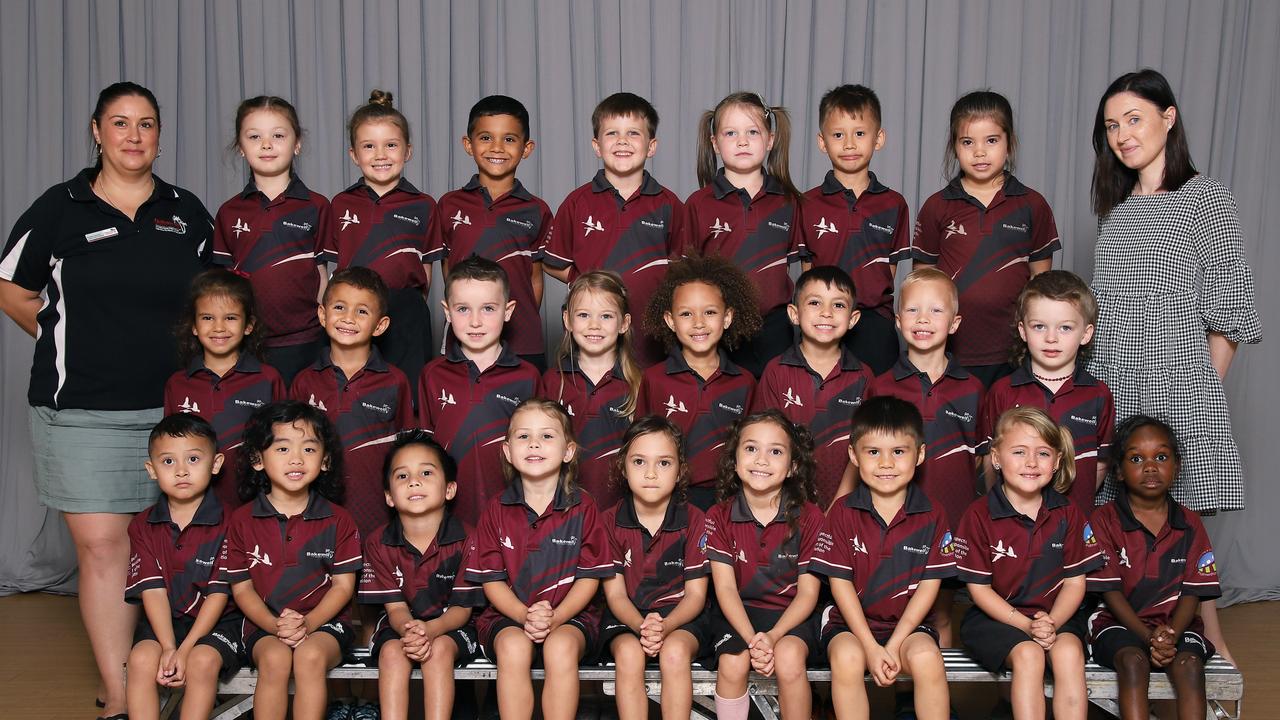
[541, 624, 587, 720]
[1199, 600, 1235, 664]
[1006, 641, 1047, 720]
[423, 635, 460, 720]
[932, 588, 956, 647]
[1167, 651, 1208, 720]
[125, 639, 163, 720]
[1046, 634, 1087, 720]
[827, 633, 869, 720]
[658, 630, 699, 720]
[773, 636, 812, 720]
[899, 633, 949, 720]
[1111, 645, 1152, 720]
[377, 638, 413, 720]
[178, 645, 225, 720]
[252, 637, 295, 720]
[610, 634, 648, 720]
[714, 650, 752, 720]
[291, 631, 342, 720]
[493, 626, 536, 720]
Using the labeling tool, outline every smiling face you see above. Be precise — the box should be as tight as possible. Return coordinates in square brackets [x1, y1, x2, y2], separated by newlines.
[622, 430, 681, 507]
[848, 429, 924, 497]
[1117, 425, 1180, 504]
[503, 407, 577, 483]
[712, 104, 773, 176]
[442, 278, 515, 357]
[992, 422, 1060, 497]
[1018, 296, 1094, 377]
[734, 420, 794, 497]
[92, 93, 160, 175]
[193, 293, 252, 365]
[384, 443, 456, 515]
[593, 113, 656, 178]
[145, 433, 224, 503]
[954, 116, 1009, 184]
[463, 114, 534, 186]
[349, 120, 411, 195]
[788, 279, 859, 349]
[1103, 91, 1175, 176]
[252, 420, 329, 496]
[664, 281, 732, 357]
[238, 108, 300, 180]
[817, 109, 885, 180]
[564, 288, 630, 361]
[319, 282, 389, 349]
[895, 279, 961, 354]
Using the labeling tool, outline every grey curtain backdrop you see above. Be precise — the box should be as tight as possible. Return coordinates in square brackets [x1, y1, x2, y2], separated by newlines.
[0, 0, 1274, 603]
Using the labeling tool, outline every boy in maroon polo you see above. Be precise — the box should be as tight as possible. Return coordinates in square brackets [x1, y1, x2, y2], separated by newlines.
[126, 414, 243, 720]
[753, 266, 872, 507]
[798, 85, 910, 375]
[418, 257, 541, 526]
[290, 267, 414, 539]
[427, 95, 551, 370]
[811, 398, 954, 720]
[542, 92, 682, 366]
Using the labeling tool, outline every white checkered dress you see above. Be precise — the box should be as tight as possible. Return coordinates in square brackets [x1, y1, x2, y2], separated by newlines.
[1090, 175, 1261, 513]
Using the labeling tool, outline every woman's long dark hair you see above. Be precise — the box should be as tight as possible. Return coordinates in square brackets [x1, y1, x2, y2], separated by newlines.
[715, 410, 817, 540]
[1091, 68, 1197, 217]
[238, 401, 345, 503]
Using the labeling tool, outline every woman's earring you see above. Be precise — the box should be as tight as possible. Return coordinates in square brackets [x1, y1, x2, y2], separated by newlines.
[157, 147, 163, 158]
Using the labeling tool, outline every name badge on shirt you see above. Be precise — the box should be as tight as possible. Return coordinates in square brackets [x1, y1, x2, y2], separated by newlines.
[84, 227, 119, 243]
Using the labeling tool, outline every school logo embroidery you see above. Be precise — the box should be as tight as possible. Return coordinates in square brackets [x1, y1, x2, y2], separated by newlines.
[1196, 551, 1216, 576]
[501, 536, 515, 550]
[623, 549, 633, 568]
[943, 220, 967, 239]
[736, 549, 748, 564]
[179, 397, 201, 414]
[306, 394, 328, 412]
[247, 545, 272, 568]
[392, 213, 420, 226]
[697, 532, 709, 554]
[339, 209, 360, 231]
[438, 389, 456, 410]
[990, 540, 1018, 562]
[450, 210, 472, 230]
[155, 215, 188, 235]
[709, 218, 732, 239]
[814, 217, 837, 240]
[939, 531, 955, 556]
[565, 404, 575, 417]
[582, 215, 604, 237]
[1083, 523, 1097, 546]
[851, 535, 868, 555]
[782, 387, 804, 409]
[394, 566, 404, 589]
[233, 218, 251, 238]
[1118, 547, 1131, 568]
[663, 395, 688, 417]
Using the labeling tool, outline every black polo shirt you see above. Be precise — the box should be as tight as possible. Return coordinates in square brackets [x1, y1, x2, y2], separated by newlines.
[212, 175, 331, 346]
[163, 354, 287, 509]
[636, 350, 755, 488]
[540, 357, 633, 509]
[753, 344, 872, 506]
[463, 481, 614, 645]
[326, 177, 435, 291]
[603, 497, 710, 612]
[427, 176, 552, 356]
[812, 483, 955, 635]
[676, 170, 800, 315]
[797, 171, 911, 317]
[704, 493, 824, 611]
[213, 491, 363, 626]
[1087, 491, 1220, 636]
[416, 340, 541, 525]
[978, 364, 1115, 514]
[1, 168, 212, 409]
[911, 174, 1060, 366]
[126, 491, 232, 620]
[954, 483, 1101, 615]
[358, 513, 484, 618]
[868, 353, 985, 527]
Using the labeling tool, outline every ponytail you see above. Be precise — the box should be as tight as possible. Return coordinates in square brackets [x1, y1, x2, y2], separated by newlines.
[695, 109, 720, 188]
[1053, 425, 1078, 494]
[763, 105, 800, 199]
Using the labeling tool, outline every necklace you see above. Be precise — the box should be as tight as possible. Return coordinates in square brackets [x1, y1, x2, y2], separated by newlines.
[1033, 370, 1072, 383]
[94, 174, 154, 214]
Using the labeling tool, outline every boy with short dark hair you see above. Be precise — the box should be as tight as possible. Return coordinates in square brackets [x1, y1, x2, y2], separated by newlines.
[541, 91, 683, 365]
[798, 84, 911, 375]
[811, 396, 955, 720]
[126, 413, 243, 720]
[417, 256, 541, 525]
[426, 95, 552, 371]
[290, 266, 414, 539]
[752, 265, 873, 507]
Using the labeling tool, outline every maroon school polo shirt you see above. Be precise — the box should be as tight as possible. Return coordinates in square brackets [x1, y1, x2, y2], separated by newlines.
[636, 350, 755, 488]
[811, 483, 956, 636]
[911, 175, 1060, 366]
[1086, 492, 1220, 638]
[603, 497, 710, 612]
[977, 364, 1115, 514]
[463, 481, 614, 644]
[953, 483, 1101, 615]
[213, 491, 362, 628]
[541, 170, 681, 365]
[126, 491, 231, 620]
[541, 358, 633, 508]
[676, 170, 800, 315]
[290, 348, 414, 538]
[427, 176, 551, 356]
[704, 494, 824, 611]
[358, 513, 485, 618]
[326, 177, 435, 290]
[416, 341, 541, 525]
[753, 344, 872, 506]
[213, 175, 332, 347]
[164, 355, 287, 509]
[867, 353, 985, 527]
[797, 171, 911, 317]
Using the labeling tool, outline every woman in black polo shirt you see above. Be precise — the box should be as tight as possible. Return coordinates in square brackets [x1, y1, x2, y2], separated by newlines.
[0, 81, 211, 718]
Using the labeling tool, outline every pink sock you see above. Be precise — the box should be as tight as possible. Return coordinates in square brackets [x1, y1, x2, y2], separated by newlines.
[714, 692, 750, 720]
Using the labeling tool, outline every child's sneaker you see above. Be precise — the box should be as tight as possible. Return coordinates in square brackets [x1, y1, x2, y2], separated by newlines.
[350, 702, 380, 720]
[325, 701, 353, 720]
